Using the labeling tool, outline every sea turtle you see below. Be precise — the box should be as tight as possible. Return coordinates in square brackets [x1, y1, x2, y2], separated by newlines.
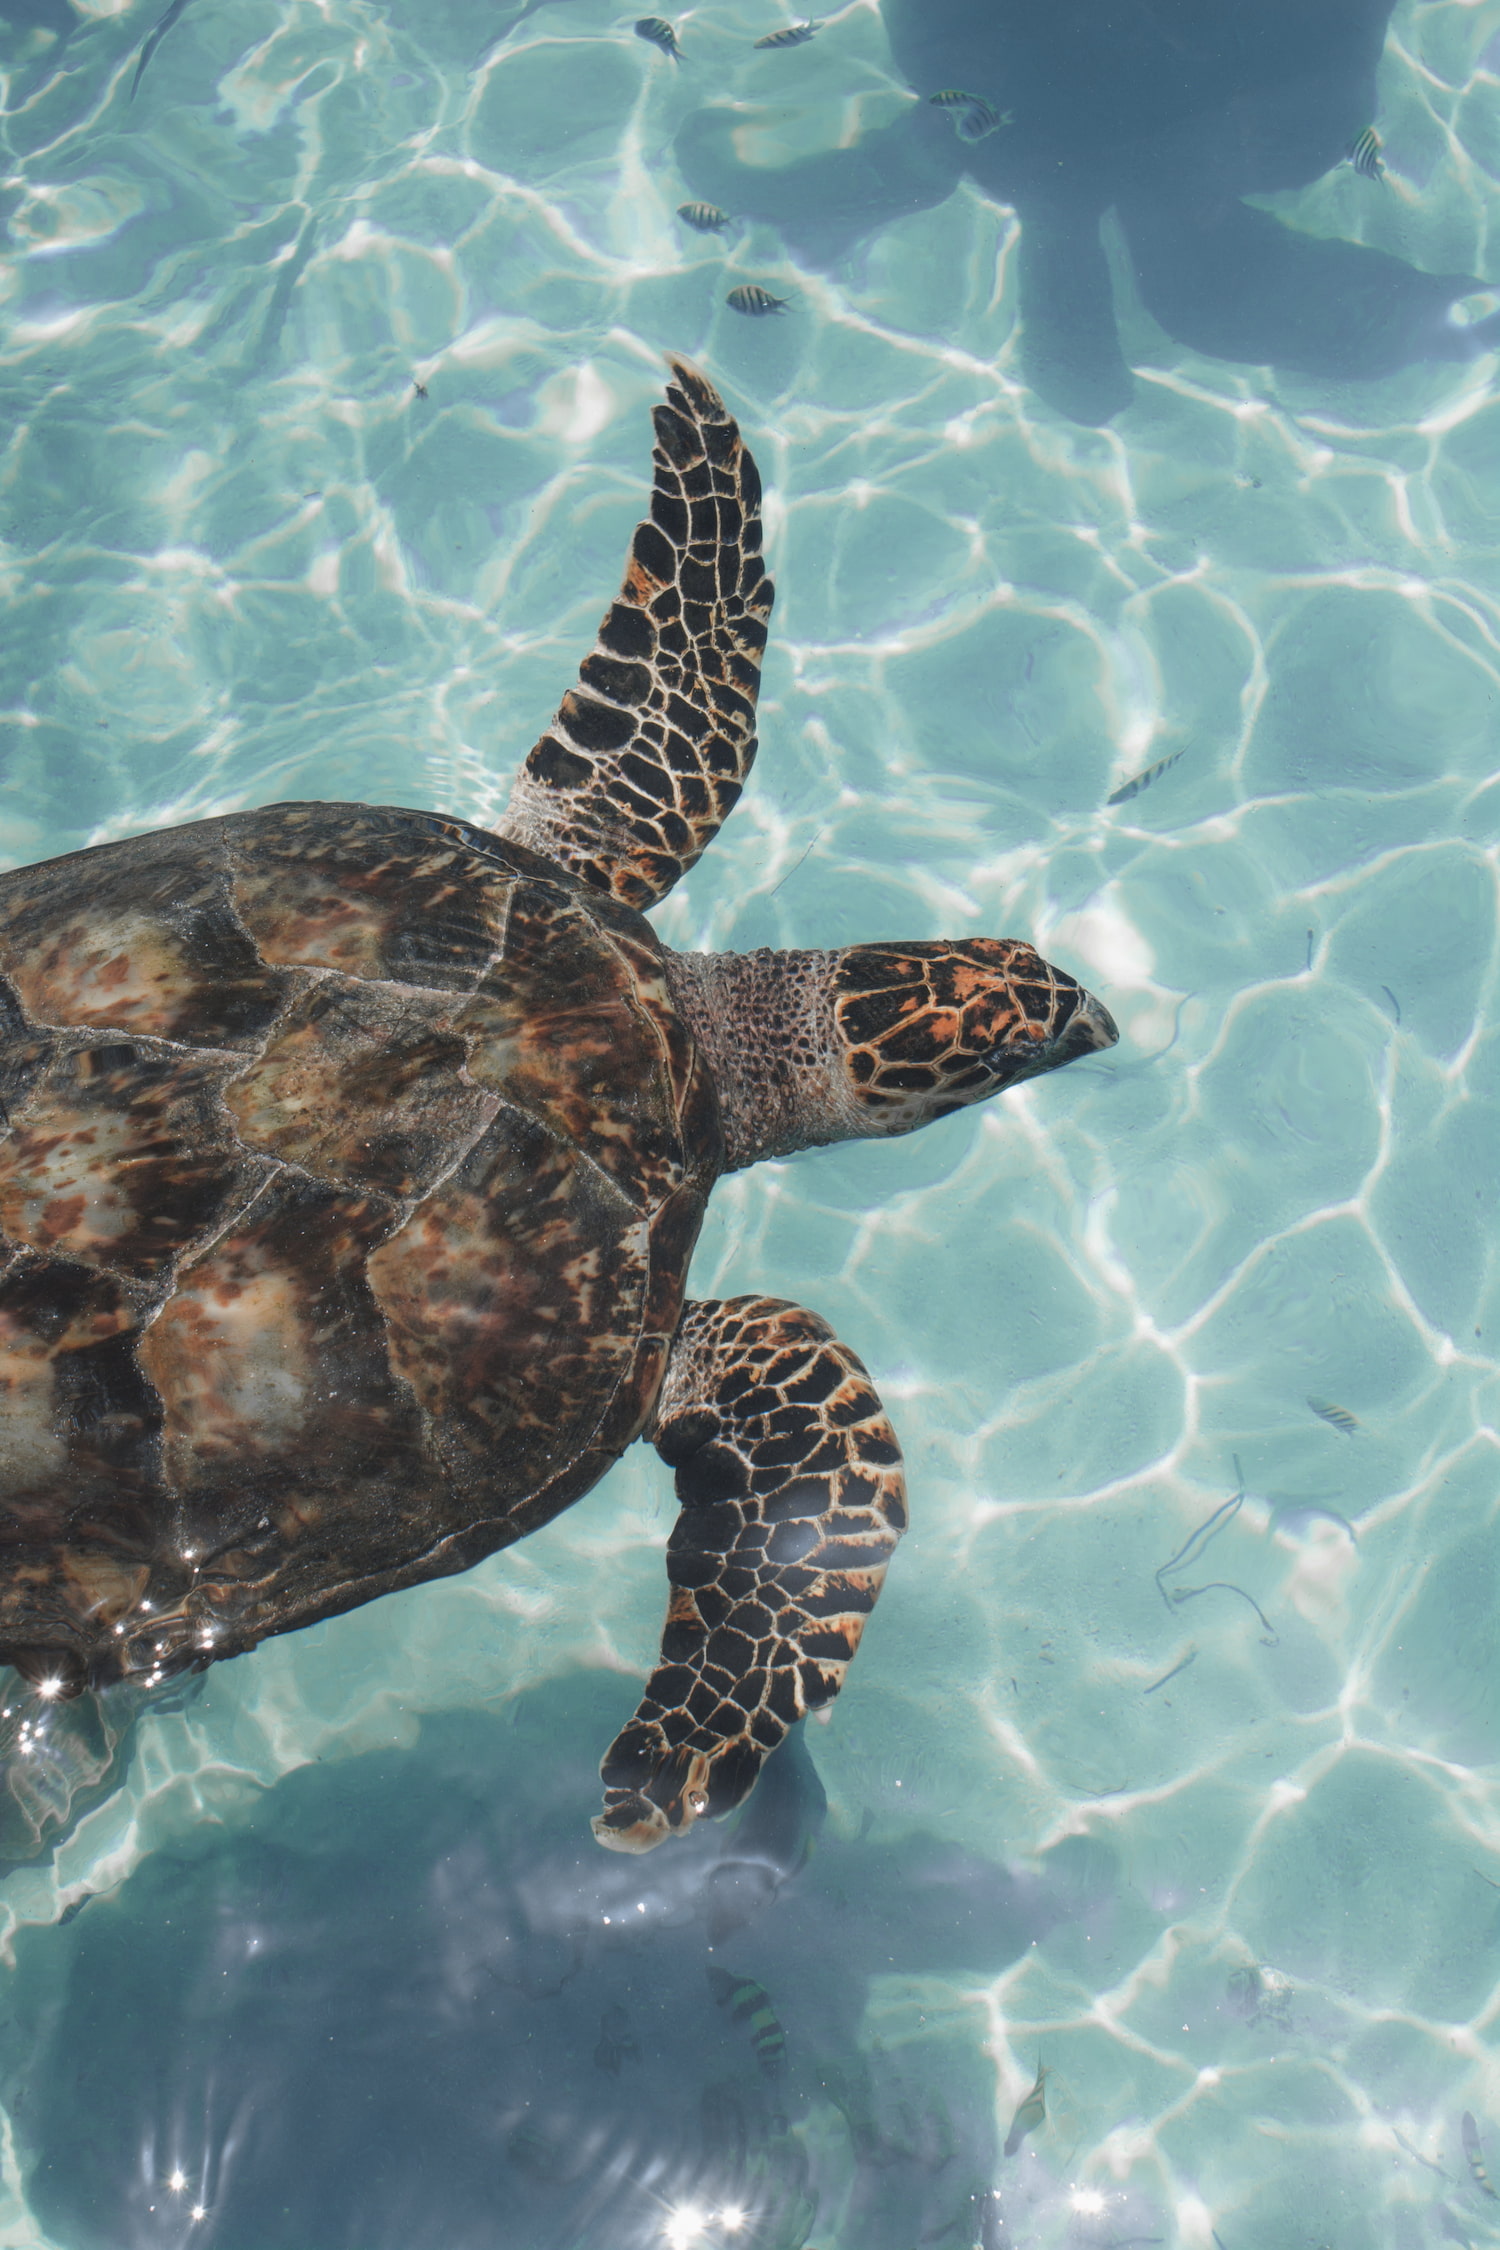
[0, 361, 1115, 1851]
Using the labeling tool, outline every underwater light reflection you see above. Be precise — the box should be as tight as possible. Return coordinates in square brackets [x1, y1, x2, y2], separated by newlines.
[662, 2202, 755, 2248]
[662, 2203, 708, 2249]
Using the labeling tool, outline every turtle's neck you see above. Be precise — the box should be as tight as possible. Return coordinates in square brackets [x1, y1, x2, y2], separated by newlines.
[662, 947, 864, 1171]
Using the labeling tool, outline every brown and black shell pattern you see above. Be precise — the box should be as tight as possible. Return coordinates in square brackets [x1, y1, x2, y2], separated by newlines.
[0, 801, 719, 1696]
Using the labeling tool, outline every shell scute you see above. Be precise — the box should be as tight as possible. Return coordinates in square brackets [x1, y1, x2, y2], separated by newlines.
[367, 1103, 649, 1503]
[456, 883, 687, 1212]
[224, 975, 499, 1201]
[0, 1255, 165, 1664]
[0, 1262, 105, 1504]
[139, 1172, 435, 1569]
[0, 1041, 268, 1281]
[0, 1024, 48, 1129]
[611, 925, 718, 1159]
[642, 1180, 708, 1348]
[224, 804, 516, 992]
[0, 837, 289, 1049]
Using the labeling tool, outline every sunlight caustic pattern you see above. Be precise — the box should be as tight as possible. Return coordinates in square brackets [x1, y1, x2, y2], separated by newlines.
[1, 0, 1499, 2244]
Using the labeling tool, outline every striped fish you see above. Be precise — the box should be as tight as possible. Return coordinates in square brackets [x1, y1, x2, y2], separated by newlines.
[928, 90, 1008, 141]
[707, 1966, 786, 2077]
[678, 202, 730, 232]
[1307, 1397, 1359, 1437]
[726, 284, 791, 316]
[1346, 126, 1384, 179]
[956, 100, 1011, 143]
[1107, 748, 1183, 806]
[753, 19, 820, 46]
[1463, 2113, 1499, 2200]
[1002, 2063, 1047, 2157]
[634, 15, 681, 59]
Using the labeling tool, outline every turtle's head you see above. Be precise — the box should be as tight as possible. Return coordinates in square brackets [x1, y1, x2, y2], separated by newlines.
[664, 936, 1116, 1168]
[826, 938, 1118, 1140]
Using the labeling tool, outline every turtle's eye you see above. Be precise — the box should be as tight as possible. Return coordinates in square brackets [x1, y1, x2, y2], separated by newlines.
[979, 980, 1080, 1072]
[981, 1023, 1050, 1074]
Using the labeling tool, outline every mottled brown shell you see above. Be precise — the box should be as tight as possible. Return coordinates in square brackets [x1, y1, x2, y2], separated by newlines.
[0, 803, 720, 1693]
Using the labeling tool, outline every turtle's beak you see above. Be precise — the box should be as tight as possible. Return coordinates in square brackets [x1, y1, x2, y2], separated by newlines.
[1052, 989, 1118, 1063]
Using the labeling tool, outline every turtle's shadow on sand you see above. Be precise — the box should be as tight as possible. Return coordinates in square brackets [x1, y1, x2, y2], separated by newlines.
[678, 0, 1500, 423]
[2, 1684, 1128, 2250]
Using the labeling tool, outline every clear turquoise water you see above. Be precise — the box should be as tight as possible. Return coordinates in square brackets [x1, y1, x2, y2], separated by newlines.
[1, 2, 1499, 2247]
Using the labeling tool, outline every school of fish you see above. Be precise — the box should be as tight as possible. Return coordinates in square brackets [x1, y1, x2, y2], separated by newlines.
[629, 11, 1022, 314]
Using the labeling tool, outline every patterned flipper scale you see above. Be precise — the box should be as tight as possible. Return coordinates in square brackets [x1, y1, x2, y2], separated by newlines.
[499, 358, 774, 911]
[593, 1295, 906, 1853]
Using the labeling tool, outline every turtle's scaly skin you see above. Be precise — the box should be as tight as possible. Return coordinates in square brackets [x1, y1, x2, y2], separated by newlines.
[0, 805, 717, 1694]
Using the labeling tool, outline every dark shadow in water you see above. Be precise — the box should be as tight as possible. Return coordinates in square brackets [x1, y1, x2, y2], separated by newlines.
[3, 1678, 1129, 2250]
[677, 0, 1500, 423]
[0, 0, 76, 32]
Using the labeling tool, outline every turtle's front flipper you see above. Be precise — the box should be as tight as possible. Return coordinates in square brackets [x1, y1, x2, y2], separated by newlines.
[499, 359, 773, 913]
[593, 1296, 906, 1854]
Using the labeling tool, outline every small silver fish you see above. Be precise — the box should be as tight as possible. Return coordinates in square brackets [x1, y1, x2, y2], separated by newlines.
[727, 284, 791, 316]
[1346, 126, 1384, 179]
[1307, 1397, 1359, 1437]
[1107, 748, 1183, 806]
[634, 15, 681, 60]
[678, 201, 730, 232]
[1002, 2063, 1047, 2158]
[1463, 2114, 1499, 2201]
[753, 19, 820, 47]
